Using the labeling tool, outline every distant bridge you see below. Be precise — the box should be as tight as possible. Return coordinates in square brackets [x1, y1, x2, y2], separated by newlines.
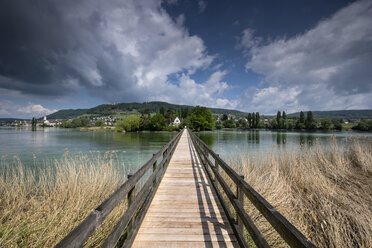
[56, 129, 316, 248]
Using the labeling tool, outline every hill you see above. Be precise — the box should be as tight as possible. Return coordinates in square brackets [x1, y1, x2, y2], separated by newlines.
[287, 110, 372, 119]
[47, 101, 247, 119]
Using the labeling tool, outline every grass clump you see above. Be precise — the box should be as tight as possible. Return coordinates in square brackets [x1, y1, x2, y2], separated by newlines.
[228, 137, 372, 248]
[0, 152, 127, 247]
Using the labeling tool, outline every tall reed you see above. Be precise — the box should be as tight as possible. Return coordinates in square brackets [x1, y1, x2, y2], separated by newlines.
[228, 137, 372, 248]
[0, 151, 127, 247]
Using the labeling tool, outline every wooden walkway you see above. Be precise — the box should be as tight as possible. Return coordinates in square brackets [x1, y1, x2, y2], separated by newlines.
[132, 130, 239, 248]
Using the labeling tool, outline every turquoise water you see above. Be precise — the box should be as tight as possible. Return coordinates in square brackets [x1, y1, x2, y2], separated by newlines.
[0, 127, 176, 174]
[1, 127, 370, 172]
[196, 129, 372, 161]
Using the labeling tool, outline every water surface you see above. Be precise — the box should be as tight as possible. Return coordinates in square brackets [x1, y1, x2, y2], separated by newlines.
[196, 129, 372, 161]
[0, 127, 175, 173]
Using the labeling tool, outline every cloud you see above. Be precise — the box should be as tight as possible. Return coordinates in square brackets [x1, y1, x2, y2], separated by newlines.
[0, 101, 57, 118]
[0, 0, 226, 108]
[198, 1, 207, 13]
[236, 28, 261, 52]
[144, 70, 237, 109]
[239, 0, 372, 113]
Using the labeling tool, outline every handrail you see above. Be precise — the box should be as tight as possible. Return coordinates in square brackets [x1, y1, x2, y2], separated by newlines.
[188, 128, 316, 248]
[55, 129, 183, 248]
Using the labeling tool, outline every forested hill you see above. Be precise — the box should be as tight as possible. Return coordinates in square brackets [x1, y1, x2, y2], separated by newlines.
[47, 101, 247, 119]
[288, 110, 372, 119]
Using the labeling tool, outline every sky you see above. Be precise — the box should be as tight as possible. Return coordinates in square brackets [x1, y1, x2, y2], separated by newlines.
[0, 0, 371, 118]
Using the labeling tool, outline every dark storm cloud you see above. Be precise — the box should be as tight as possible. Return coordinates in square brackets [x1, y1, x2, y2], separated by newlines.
[0, 0, 224, 105]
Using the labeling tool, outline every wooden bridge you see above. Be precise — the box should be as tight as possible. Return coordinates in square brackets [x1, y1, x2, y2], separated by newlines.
[56, 129, 316, 248]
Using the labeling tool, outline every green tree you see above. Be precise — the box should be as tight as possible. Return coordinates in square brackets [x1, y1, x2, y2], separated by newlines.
[282, 111, 286, 120]
[320, 119, 333, 130]
[140, 110, 151, 130]
[164, 108, 175, 125]
[159, 107, 165, 116]
[276, 111, 281, 127]
[215, 120, 223, 129]
[306, 111, 316, 129]
[247, 113, 252, 128]
[223, 119, 236, 128]
[181, 108, 190, 119]
[238, 118, 248, 128]
[94, 119, 105, 127]
[149, 113, 166, 131]
[187, 106, 215, 131]
[31, 117, 37, 127]
[299, 111, 305, 124]
[255, 112, 260, 128]
[115, 115, 141, 132]
[352, 119, 372, 131]
[332, 119, 342, 130]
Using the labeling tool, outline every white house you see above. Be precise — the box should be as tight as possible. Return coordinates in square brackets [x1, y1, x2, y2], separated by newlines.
[43, 113, 50, 125]
[173, 117, 181, 126]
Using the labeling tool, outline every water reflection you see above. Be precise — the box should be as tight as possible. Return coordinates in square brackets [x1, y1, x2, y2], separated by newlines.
[273, 132, 287, 145]
[195, 129, 371, 161]
[299, 133, 314, 146]
[199, 132, 215, 147]
[247, 130, 260, 144]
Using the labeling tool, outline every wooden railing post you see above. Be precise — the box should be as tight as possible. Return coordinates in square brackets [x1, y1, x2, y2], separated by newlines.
[163, 150, 167, 164]
[215, 155, 220, 182]
[237, 174, 244, 233]
[152, 154, 157, 188]
[127, 173, 135, 236]
[127, 174, 135, 206]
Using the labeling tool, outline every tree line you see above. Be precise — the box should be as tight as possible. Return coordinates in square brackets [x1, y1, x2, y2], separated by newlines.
[115, 106, 215, 132]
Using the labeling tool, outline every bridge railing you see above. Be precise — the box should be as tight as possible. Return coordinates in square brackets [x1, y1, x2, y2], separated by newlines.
[55, 129, 183, 248]
[188, 129, 316, 248]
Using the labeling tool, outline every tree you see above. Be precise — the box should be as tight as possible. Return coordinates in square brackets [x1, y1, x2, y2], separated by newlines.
[320, 119, 333, 130]
[221, 114, 228, 121]
[164, 108, 175, 125]
[255, 112, 260, 128]
[276, 111, 281, 126]
[31, 117, 37, 127]
[187, 106, 215, 131]
[215, 120, 223, 129]
[149, 113, 166, 131]
[238, 118, 247, 128]
[181, 108, 190, 119]
[299, 111, 305, 124]
[115, 115, 141, 132]
[223, 119, 236, 128]
[95, 119, 105, 127]
[332, 119, 342, 130]
[247, 113, 252, 128]
[159, 107, 165, 116]
[140, 110, 151, 130]
[282, 111, 286, 120]
[353, 119, 372, 131]
[305, 111, 316, 129]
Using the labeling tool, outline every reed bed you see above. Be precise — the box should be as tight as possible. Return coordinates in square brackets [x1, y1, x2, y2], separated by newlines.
[0, 151, 127, 247]
[1, 137, 371, 247]
[227, 137, 372, 248]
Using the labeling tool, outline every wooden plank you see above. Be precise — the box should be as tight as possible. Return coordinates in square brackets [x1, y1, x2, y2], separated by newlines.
[132, 241, 240, 248]
[131, 130, 238, 248]
[138, 227, 234, 235]
[134, 233, 237, 242]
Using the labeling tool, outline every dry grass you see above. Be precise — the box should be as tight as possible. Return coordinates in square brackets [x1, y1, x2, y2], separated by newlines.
[0, 151, 128, 247]
[227, 137, 372, 248]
